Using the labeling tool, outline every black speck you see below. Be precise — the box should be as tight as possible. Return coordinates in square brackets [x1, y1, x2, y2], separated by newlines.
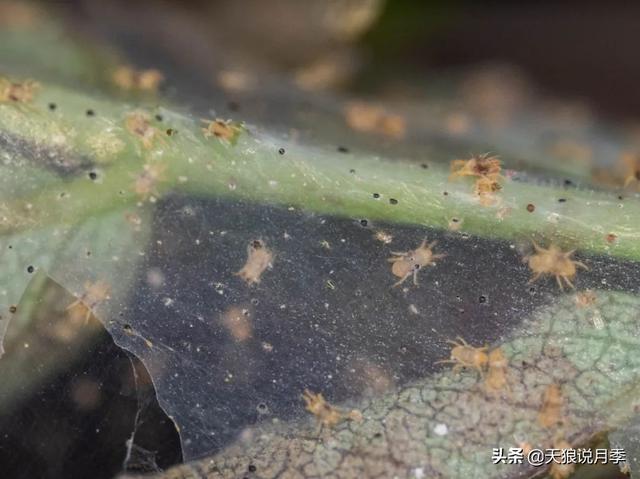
[451, 217, 459, 223]
[86, 109, 95, 117]
[564, 179, 573, 186]
[360, 219, 368, 227]
[478, 295, 487, 303]
[86, 251, 91, 257]
[248, 465, 257, 473]
[372, 193, 380, 199]
[558, 198, 567, 203]
[373, 432, 383, 438]
[421, 163, 428, 169]
[8, 245, 12, 249]
[48, 103, 57, 111]
[443, 191, 448, 196]
[166, 128, 176, 136]
[155, 114, 163, 122]
[278, 148, 285, 155]
[389, 198, 398, 205]
[27, 265, 34, 274]
[618, 195, 624, 200]
[251, 298, 260, 305]
[349, 169, 356, 174]
[337, 146, 349, 153]
[88, 171, 98, 181]
[9, 305, 17, 314]
[123, 324, 133, 333]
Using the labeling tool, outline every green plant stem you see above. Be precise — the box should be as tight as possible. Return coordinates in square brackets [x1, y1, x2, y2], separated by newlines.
[1, 82, 639, 261]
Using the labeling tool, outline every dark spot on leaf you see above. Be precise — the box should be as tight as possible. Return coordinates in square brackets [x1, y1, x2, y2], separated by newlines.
[527, 204, 535, 212]
[27, 266, 34, 273]
[48, 103, 56, 111]
[89, 171, 98, 181]
[337, 146, 349, 153]
[86, 109, 95, 117]
[372, 193, 380, 199]
[558, 198, 567, 203]
[360, 219, 368, 227]
[155, 114, 163, 122]
[389, 198, 398, 205]
[278, 148, 285, 155]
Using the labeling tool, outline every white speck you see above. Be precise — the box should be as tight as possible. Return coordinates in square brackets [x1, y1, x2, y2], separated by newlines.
[546, 212, 560, 223]
[413, 468, 425, 479]
[409, 304, 419, 314]
[591, 311, 605, 330]
[433, 423, 448, 436]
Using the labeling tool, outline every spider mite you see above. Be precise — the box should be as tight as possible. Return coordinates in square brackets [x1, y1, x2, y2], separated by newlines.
[620, 152, 640, 188]
[484, 347, 510, 395]
[201, 118, 243, 143]
[450, 153, 501, 180]
[549, 438, 574, 479]
[575, 289, 597, 308]
[436, 337, 489, 378]
[343, 101, 406, 140]
[302, 389, 362, 430]
[235, 239, 273, 286]
[66, 280, 111, 324]
[132, 163, 166, 200]
[112, 66, 164, 93]
[474, 175, 502, 206]
[0, 77, 39, 105]
[537, 384, 564, 429]
[374, 230, 393, 244]
[525, 241, 588, 290]
[125, 111, 165, 149]
[387, 239, 444, 287]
